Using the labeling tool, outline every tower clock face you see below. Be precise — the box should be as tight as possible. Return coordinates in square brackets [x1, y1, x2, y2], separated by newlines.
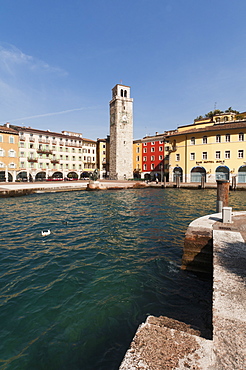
[122, 113, 128, 123]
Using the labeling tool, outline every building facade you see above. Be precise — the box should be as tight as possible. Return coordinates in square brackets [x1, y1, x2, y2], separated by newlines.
[141, 133, 166, 181]
[0, 124, 19, 182]
[97, 137, 109, 178]
[109, 84, 133, 180]
[133, 139, 142, 179]
[166, 113, 246, 183]
[9, 124, 96, 181]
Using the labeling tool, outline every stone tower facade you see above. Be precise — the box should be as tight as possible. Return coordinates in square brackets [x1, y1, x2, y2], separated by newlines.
[109, 84, 133, 180]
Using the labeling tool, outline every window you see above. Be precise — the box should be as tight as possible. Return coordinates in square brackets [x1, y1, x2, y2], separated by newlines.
[190, 153, 195, 160]
[225, 150, 230, 159]
[202, 152, 207, 160]
[144, 142, 147, 146]
[226, 134, 230, 142]
[151, 155, 155, 161]
[20, 142, 24, 148]
[9, 163, 15, 168]
[203, 136, 207, 144]
[190, 137, 195, 145]
[165, 146, 169, 151]
[151, 142, 155, 145]
[9, 136, 14, 144]
[143, 148, 147, 153]
[9, 149, 15, 157]
[216, 135, 221, 143]
[159, 140, 163, 144]
[143, 156, 147, 161]
[159, 155, 163, 160]
[136, 147, 140, 153]
[151, 163, 155, 170]
[136, 156, 140, 161]
[21, 162, 25, 168]
[0, 135, 2, 142]
[143, 164, 147, 170]
[176, 154, 180, 161]
[151, 147, 155, 152]
[159, 146, 163, 151]
[216, 151, 221, 159]
[20, 151, 24, 157]
[238, 150, 244, 158]
[239, 133, 244, 141]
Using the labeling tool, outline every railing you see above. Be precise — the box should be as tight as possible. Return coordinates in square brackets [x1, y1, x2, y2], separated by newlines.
[51, 159, 59, 164]
[20, 137, 25, 141]
[37, 149, 52, 154]
[29, 138, 35, 142]
[27, 157, 38, 162]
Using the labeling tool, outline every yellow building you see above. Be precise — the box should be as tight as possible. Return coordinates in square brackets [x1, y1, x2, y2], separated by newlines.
[0, 124, 19, 182]
[133, 139, 142, 179]
[97, 138, 109, 178]
[166, 113, 246, 183]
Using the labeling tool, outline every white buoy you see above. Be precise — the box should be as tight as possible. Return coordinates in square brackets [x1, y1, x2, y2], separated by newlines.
[41, 230, 51, 236]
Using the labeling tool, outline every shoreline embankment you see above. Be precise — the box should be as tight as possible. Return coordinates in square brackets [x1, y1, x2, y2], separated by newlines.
[1, 180, 246, 198]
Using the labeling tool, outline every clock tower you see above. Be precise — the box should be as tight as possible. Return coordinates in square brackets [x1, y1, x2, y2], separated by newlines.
[109, 84, 133, 180]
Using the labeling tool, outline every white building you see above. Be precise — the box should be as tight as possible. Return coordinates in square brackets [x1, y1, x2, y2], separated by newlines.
[10, 125, 97, 181]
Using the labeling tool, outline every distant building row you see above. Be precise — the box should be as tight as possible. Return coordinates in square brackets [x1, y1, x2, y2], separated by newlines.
[1, 110, 246, 183]
[133, 111, 246, 183]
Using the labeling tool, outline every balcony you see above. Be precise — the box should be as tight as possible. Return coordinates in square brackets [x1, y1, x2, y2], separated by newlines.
[51, 159, 60, 164]
[38, 139, 50, 144]
[37, 149, 52, 155]
[20, 136, 25, 141]
[29, 138, 35, 142]
[27, 157, 38, 162]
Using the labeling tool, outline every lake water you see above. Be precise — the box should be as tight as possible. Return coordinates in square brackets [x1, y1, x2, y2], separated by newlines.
[1, 188, 246, 369]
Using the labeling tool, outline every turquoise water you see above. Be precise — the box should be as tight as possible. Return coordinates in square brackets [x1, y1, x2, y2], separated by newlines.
[1, 188, 246, 370]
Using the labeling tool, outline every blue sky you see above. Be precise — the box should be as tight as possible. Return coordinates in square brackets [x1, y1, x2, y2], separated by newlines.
[0, 0, 246, 140]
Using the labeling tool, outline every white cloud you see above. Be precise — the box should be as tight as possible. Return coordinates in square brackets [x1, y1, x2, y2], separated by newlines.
[0, 43, 67, 76]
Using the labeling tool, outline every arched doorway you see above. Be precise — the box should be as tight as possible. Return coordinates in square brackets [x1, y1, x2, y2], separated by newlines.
[35, 172, 46, 181]
[215, 166, 229, 181]
[52, 171, 63, 179]
[190, 166, 206, 182]
[0, 171, 13, 182]
[80, 171, 90, 180]
[238, 166, 246, 183]
[67, 172, 78, 180]
[144, 173, 151, 181]
[173, 167, 183, 182]
[16, 171, 33, 182]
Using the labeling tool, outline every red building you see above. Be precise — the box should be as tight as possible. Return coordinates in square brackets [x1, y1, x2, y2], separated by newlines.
[141, 133, 165, 181]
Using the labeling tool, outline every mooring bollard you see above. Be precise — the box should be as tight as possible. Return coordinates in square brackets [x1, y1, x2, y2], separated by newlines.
[216, 180, 229, 212]
[163, 176, 166, 188]
[201, 175, 205, 189]
[176, 175, 180, 188]
[231, 176, 236, 191]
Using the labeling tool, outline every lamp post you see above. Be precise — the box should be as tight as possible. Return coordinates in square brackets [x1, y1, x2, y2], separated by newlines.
[160, 162, 163, 183]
